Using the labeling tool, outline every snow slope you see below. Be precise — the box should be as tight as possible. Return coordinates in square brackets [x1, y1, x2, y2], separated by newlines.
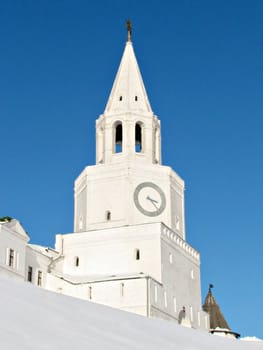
[0, 276, 262, 350]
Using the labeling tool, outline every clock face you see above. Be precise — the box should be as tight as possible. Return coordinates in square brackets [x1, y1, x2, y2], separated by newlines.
[134, 182, 166, 217]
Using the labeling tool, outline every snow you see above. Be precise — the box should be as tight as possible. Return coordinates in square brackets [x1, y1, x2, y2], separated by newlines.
[242, 337, 263, 343]
[0, 276, 262, 350]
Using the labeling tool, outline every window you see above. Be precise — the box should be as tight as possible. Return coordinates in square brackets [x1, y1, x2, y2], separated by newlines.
[8, 249, 14, 268]
[135, 249, 140, 260]
[119, 96, 122, 101]
[37, 271, 43, 287]
[88, 286, 92, 300]
[173, 297, 177, 312]
[135, 123, 142, 152]
[120, 283, 124, 297]
[154, 285, 158, 303]
[79, 215, 83, 230]
[190, 306, 194, 323]
[175, 216, 180, 230]
[135, 96, 138, 101]
[74, 256, 79, 267]
[27, 266, 33, 282]
[106, 211, 111, 221]
[164, 291, 167, 308]
[114, 123, 123, 153]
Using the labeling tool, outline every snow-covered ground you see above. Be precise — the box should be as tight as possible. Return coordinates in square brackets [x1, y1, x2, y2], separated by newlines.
[0, 276, 262, 350]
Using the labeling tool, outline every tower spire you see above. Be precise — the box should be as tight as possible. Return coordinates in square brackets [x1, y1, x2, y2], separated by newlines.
[97, 23, 160, 166]
[203, 284, 240, 338]
[104, 25, 152, 114]
[126, 19, 132, 42]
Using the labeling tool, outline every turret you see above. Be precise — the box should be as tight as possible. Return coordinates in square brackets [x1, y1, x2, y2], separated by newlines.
[203, 284, 240, 339]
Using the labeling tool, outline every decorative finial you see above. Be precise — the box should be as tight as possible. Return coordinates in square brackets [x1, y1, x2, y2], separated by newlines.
[209, 284, 214, 292]
[126, 19, 132, 42]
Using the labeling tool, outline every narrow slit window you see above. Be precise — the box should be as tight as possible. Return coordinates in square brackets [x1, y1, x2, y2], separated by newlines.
[9, 249, 14, 268]
[88, 286, 92, 300]
[154, 285, 158, 302]
[115, 123, 123, 153]
[106, 211, 111, 221]
[74, 256, 79, 267]
[37, 271, 43, 287]
[120, 283, 124, 297]
[119, 96, 122, 101]
[28, 266, 33, 282]
[135, 96, 138, 101]
[190, 306, 194, 322]
[173, 297, 177, 312]
[164, 291, 167, 308]
[135, 249, 140, 260]
[135, 123, 142, 152]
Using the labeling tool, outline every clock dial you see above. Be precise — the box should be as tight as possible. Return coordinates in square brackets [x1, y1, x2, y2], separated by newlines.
[134, 182, 166, 217]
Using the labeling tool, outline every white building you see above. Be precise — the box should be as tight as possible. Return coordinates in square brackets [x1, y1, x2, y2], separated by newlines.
[0, 26, 209, 330]
[0, 218, 29, 281]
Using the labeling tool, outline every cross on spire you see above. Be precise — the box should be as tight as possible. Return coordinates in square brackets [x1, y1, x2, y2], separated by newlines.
[126, 19, 132, 41]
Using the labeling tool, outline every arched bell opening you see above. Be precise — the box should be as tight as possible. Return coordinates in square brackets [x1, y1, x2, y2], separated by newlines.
[114, 122, 123, 153]
[135, 122, 143, 153]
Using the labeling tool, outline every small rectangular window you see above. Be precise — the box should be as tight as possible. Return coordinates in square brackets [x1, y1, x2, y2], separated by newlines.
[37, 271, 43, 287]
[74, 257, 79, 267]
[88, 286, 92, 300]
[9, 249, 15, 268]
[164, 291, 167, 308]
[135, 249, 140, 260]
[154, 284, 158, 303]
[190, 306, 193, 322]
[173, 297, 177, 312]
[28, 266, 33, 282]
[176, 216, 180, 230]
[120, 283, 124, 297]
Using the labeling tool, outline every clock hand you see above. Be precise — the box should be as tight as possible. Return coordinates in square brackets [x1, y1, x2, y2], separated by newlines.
[146, 196, 158, 203]
[146, 196, 159, 209]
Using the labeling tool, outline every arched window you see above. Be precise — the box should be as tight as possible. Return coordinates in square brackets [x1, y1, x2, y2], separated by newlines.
[135, 123, 142, 152]
[114, 122, 123, 153]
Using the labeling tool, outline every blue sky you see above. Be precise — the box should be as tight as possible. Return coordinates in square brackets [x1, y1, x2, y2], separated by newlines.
[0, 0, 262, 339]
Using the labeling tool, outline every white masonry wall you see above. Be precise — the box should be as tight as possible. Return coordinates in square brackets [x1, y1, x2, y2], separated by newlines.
[0, 220, 29, 280]
[53, 223, 162, 282]
[46, 274, 148, 317]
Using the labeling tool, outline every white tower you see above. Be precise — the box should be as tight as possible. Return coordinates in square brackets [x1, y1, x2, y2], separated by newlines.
[47, 23, 208, 330]
[74, 33, 185, 239]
